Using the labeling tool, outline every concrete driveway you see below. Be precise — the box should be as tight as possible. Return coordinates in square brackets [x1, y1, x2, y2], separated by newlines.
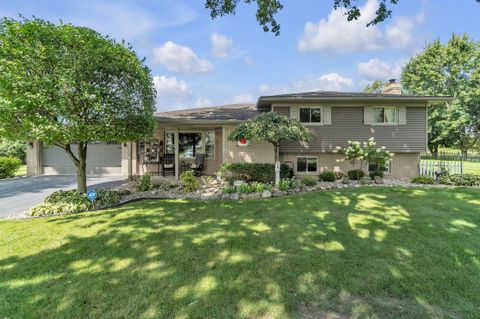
[0, 175, 127, 218]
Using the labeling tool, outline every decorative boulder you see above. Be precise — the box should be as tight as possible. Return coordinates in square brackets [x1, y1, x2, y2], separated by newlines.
[272, 190, 284, 197]
[342, 176, 350, 184]
[374, 176, 384, 184]
[262, 190, 272, 198]
[231, 192, 240, 200]
[359, 176, 372, 185]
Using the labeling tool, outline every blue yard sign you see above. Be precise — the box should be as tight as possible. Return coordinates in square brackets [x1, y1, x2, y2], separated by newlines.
[86, 190, 97, 202]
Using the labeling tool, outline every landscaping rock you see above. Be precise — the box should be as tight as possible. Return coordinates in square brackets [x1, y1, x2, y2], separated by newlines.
[272, 190, 283, 197]
[374, 176, 384, 184]
[359, 176, 372, 185]
[231, 192, 239, 200]
[262, 190, 272, 198]
[287, 190, 296, 195]
[342, 177, 350, 184]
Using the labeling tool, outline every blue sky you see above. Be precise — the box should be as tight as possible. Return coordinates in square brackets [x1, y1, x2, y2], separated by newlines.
[1, 0, 479, 111]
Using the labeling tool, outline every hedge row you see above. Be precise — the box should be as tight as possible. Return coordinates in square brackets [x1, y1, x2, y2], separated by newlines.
[219, 163, 293, 183]
[0, 157, 21, 179]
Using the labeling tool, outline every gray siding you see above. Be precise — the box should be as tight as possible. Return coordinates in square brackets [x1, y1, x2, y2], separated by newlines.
[279, 106, 427, 153]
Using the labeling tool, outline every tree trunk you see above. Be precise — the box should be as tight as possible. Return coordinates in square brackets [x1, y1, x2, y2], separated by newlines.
[76, 143, 88, 193]
[430, 145, 439, 159]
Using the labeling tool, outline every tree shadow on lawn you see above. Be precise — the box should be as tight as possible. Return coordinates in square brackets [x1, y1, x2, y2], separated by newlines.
[1, 187, 479, 318]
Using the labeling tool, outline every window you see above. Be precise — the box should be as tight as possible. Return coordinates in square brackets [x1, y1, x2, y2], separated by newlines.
[297, 157, 317, 173]
[299, 107, 322, 124]
[373, 107, 396, 124]
[165, 132, 175, 154]
[368, 160, 390, 173]
[205, 131, 215, 158]
[179, 132, 203, 158]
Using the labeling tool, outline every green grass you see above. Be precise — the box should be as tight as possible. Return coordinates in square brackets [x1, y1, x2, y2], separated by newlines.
[14, 164, 27, 176]
[1, 187, 480, 318]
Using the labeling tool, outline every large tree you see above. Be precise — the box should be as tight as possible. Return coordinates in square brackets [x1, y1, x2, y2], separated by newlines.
[401, 34, 480, 157]
[363, 80, 388, 93]
[0, 18, 156, 192]
[206, 1, 480, 36]
[228, 112, 313, 186]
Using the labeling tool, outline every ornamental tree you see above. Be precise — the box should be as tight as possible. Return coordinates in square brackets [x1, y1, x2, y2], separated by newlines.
[228, 112, 313, 186]
[336, 138, 393, 180]
[0, 18, 156, 193]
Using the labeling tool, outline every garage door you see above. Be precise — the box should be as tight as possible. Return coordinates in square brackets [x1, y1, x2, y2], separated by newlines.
[42, 142, 122, 175]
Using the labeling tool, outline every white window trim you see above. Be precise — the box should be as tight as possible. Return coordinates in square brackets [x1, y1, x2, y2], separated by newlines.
[205, 130, 216, 160]
[371, 106, 398, 126]
[298, 106, 323, 126]
[296, 156, 318, 174]
[165, 130, 216, 160]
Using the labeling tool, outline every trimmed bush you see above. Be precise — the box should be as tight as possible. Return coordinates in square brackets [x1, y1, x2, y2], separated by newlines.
[369, 170, 384, 179]
[319, 171, 336, 182]
[439, 174, 480, 186]
[219, 163, 292, 183]
[411, 175, 435, 184]
[347, 169, 365, 181]
[29, 189, 122, 216]
[302, 176, 317, 186]
[180, 171, 200, 192]
[0, 156, 21, 179]
[129, 174, 152, 192]
[334, 171, 344, 180]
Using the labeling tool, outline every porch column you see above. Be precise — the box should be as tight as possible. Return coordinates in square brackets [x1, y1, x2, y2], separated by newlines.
[174, 127, 179, 179]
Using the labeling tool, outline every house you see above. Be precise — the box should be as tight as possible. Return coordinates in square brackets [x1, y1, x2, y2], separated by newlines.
[26, 80, 453, 179]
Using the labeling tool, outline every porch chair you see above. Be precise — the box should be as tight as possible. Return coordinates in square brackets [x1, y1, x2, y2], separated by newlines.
[190, 154, 205, 176]
[162, 154, 175, 176]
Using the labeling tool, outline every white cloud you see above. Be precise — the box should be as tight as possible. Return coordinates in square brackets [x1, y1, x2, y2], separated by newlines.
[153, 41, 214, 74]
[258, 84, 270, 94]
[210, 33, 233, 58]
[293, 73, 354, 92]
[231, 94, 254, 104]
[298, 0, 422, 53]
[153, 75, 193, 111]
[358, 58, 404, 80]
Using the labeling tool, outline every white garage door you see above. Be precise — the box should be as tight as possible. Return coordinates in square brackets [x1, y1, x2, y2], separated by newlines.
[42, 142, 122, 175]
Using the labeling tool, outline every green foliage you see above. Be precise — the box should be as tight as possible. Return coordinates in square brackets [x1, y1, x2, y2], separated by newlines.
[369, 170, 384, 179]
[206, 0, 399, 36]
[319, 171, 336, 182]
[401, 34, 480, 154]
[411, 175, 435, 184]
[238, 183, 254, 194]
[29, 189, 122, 216]
[301, 176, 318, 186]
[222, 186, 237, 194]
[439, 174, 480, 186]
[0, 139, 26, 162]
[0, 157, 21, 179]
[337, 138, 393, 175]
[278, 177, 297, 191]
[335, 171, 345, 180]
[180, 171, 200, 193]
[347, 170, 365, 180]
[363, 80, 389, 93]
[219, 163, 292, 183]
[0, 17, 155, 192]
[129, 174, 153, 192]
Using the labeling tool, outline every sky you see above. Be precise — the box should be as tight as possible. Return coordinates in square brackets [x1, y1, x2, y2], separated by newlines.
[1, 0, 479, 111]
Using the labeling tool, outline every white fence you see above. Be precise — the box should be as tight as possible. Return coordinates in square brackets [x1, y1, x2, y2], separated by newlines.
[420, 160, 464, 177]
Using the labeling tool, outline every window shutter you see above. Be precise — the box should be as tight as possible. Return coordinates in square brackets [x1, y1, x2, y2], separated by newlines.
[290, 106, 298, 120]
[324, 106, 331, 125]
[364, 107, 372, 125]
[398, 106, 407, 125]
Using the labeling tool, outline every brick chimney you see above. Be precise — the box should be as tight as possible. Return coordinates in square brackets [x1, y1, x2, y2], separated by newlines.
[383, 79, 402, 95]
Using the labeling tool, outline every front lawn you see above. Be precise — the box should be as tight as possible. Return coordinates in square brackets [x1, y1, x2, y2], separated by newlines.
[1, 187, 479, 318]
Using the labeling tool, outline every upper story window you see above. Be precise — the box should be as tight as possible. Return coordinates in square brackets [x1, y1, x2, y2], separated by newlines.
[299, 107, 322, 124]
[373, 107, 396, 124]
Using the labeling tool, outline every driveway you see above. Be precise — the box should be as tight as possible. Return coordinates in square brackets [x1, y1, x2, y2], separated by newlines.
[0, 175, 127, 218]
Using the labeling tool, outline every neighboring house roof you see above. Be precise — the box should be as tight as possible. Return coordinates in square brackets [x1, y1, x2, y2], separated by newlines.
[155, 104, 258, 123]
[257, 91, 454, 109]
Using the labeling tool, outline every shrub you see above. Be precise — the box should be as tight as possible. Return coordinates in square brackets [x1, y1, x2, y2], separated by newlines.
[302, 176, 317, 186]
[222, 186, 237, 194]
[0, 156, 21, 179]
[439, 174, 480, 186]
[180, 171, 200, 192]
[411, 175, 435, 184]
[129, 174, 152, 192]
[347, 169, 365, 180]
[359, 176, 372, 185]
[319, 171, 336, 182]
[29, 189, 122, 216]
[369, 170, 384, 179]
[255, 182, 266, 193]
[238, 183, 254, 194]
[334, 171, 344, 180]
[278, 177, 297, 191]
[219, 163, 292, 183]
